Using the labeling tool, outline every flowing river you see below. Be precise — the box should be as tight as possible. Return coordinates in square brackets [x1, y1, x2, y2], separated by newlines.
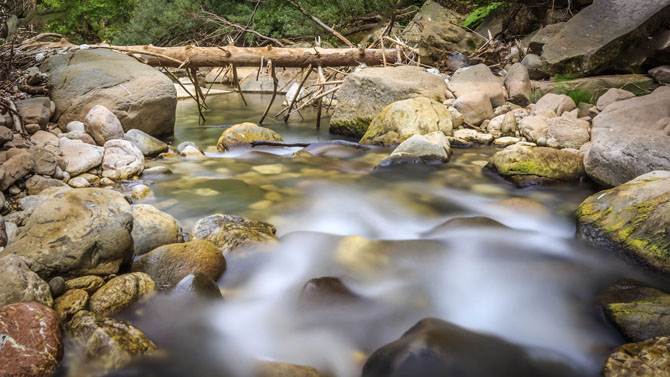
[111, 92, 664, 377]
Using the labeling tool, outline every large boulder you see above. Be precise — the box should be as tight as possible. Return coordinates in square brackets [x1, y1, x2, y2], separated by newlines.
[402, 0, 483, 64]
[0, 188, 134, 280]
[131, 240, 226, 290]
[59, 137, 104, 176]
[216, 123, 282, 151]
[577, 171, 670, 274]
[64, 311, 156, 376]
[487, 144, 586, 187]
[362, 317, 581, 377]
[602, 337, 670, 377]
[131, 204, 183, 257]
[42, 49, 177, 137]
[584, 86, 670, 187]
[84, 105, 124, 146]
[102, 139, 145, 180]
[541, 0, 670, 75]
[448, 64, 507, 107]
[377, 131, 452, 167]
[598, 279, 670, 342]
[0, 254, 53, 307]
[0, 303, 62, 377]
[192, 214, 277, 254]
[360, 97, 453, 146]
[329, 66, 450, 138]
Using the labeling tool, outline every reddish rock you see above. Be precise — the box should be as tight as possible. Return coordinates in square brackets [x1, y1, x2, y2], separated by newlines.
[0, 303, 63, 377]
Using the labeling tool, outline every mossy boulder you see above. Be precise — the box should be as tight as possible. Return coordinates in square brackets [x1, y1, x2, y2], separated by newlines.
[329, 66, 450, 138]
[216, 123, 282, 151]
[598, 279, 670, 342]
[64, 311, 156, 376]
[602, 336, 670, 377]
[576, 171, 670, 274]
[487, 144, 586, 187]
[360, 97, 453, 146]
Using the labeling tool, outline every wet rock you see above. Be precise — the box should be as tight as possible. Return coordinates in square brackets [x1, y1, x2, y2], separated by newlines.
[131, 240, 226, 290]
[330, 66, 450, 138]
[598, 279, 670, 342]
[0, 254, 53, 307]
[402, 0, 483, 65]
[124, 129, 169, 157]
[43, 49, 176, 137]
[54, 288, 89, 322]
[0, 303, 62, 377]
[59, 137, 104, 176]
[448, 64, 506, 107]
[649, 65, 670, 84]
[577, 171, 670, 274]
[504, 63, 531, 106]
[596, 88, 636, 111]
[131, 184, 150, 200]
[602, 337, 670, 377]
[541, 0, 670, 75]
[64, 310, 156, 377]
[546, 116, 591, 149]
[360, 97, 453, 146]
[89, 272, 156, 317]
[192, 214, 277, 254]
[173, 273, 222, 300]
[0, 188, 134, 280]
[15, 97, 51, 128]
[131, 204, 183, 257]
[362, 317, 580, 377]
[487, 144, 586, 187]
[84, 105, 125, 146]
[377, 132, 451, 167]
[64, 276, 106, 294]
[254, 361, 326, 377]
[453, 91, 494, 126]
[216, 123, 282, 151]
[585, 86, 670, 186]
[0, 151, 33, 190]
[298, 276, 360, 308]
[102, 139, 145, 180]
[535, 93, 576, 116]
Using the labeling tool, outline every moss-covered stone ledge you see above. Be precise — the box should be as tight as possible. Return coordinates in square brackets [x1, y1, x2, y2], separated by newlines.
[576, 171, 670, 274]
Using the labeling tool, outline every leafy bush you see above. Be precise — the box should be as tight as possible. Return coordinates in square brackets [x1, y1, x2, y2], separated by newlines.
[38, 0, 134, 43]
[462, 2, 504, 30]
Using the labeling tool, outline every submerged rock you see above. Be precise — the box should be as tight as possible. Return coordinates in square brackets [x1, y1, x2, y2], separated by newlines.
[89, 272, 156, 317]
[425, 216, 506, 236]
[173, 273, 222, 300]
[255, 361, 326, 377]
[576, 171, 670, 274]
[192, 214, 277, 254]
[298, 276, 360, 308]
[487, 144, 586, 187]
[0, 303, 63, 377]
[0, 254, 53, 308]
[377, 131, 451, 167]
[329, 66, 450, 138]
[0, 188, 134, 280]
[64, 311, 156, 377]
[131, 240, 226, 290]
[216, 123, 282, 151]
[362, 317, 583, 377]
[598, 279, 670, 342]
[360, 97, 453, 146]
[602, 337, 670, 377]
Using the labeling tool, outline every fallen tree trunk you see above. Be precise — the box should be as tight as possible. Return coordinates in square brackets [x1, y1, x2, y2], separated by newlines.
[27, 40, 402, 68]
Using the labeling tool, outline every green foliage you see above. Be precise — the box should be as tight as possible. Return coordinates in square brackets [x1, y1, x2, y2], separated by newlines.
[552, 73, 579, 82]
[462, 2, 504, 30]
[564, 89, 594, 105]
[38, 0, 134, 43]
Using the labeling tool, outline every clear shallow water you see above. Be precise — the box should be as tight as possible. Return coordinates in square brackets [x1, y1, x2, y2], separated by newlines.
[118, 93, 664, 377]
